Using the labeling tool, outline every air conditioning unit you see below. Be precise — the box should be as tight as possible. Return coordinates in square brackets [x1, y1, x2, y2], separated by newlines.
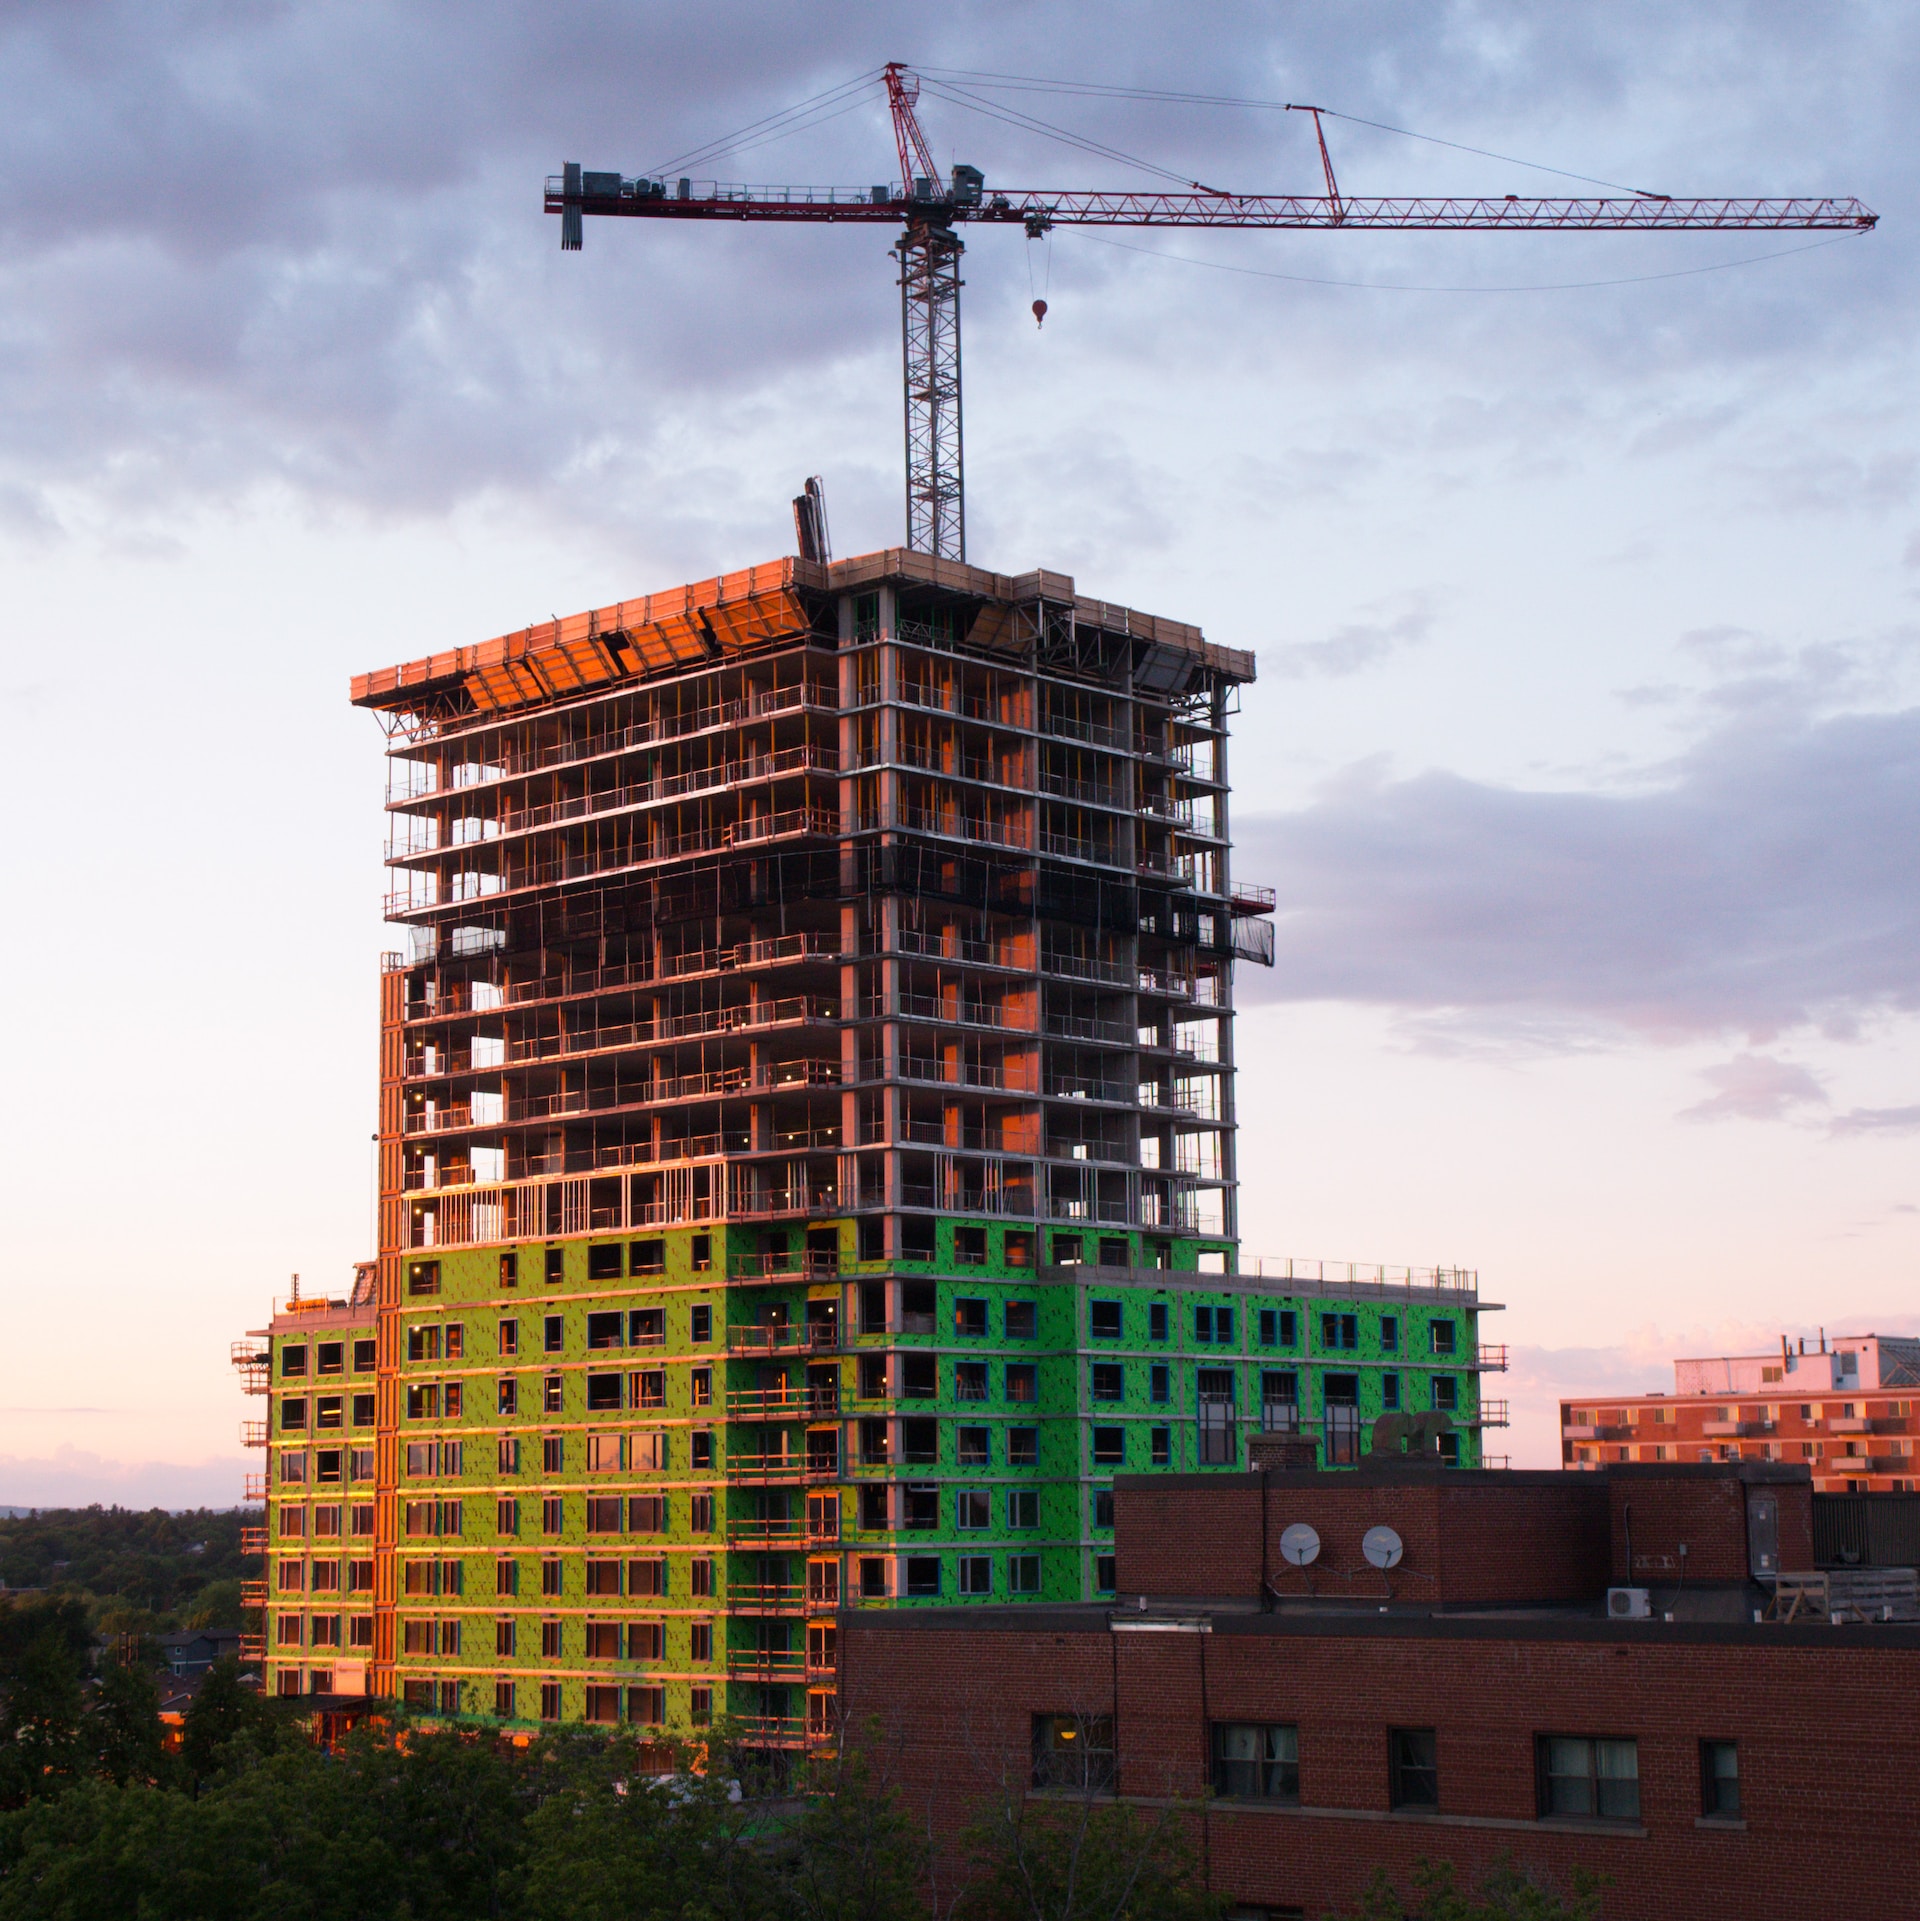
[1607, 1586, 1652, 1619]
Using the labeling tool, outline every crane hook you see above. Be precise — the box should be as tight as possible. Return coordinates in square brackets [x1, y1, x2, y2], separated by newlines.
[1032, 298, 1048, 329]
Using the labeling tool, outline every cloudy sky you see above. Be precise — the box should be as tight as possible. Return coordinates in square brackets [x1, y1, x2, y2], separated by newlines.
[1, 1, 1915, 1502]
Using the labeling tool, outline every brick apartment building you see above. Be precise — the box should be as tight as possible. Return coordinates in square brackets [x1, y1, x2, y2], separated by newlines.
[840, 1462, 1920, 1921]
[1562, 1332, 1920, 1492]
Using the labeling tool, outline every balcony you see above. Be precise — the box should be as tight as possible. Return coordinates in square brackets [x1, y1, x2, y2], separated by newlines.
[727, 1324, 840, 1357]
[727, 1649, 807, 1677]
[243, 1474, 267, 1503]
[1469, 1401, 1511, 1429]
[726, 1385, 839, 1420]
[725, 1517, 811, 1548]
[239, 1527, 269, 1555]
[239, 1581, 268, 1608]
[240, 1421, 268, 1449]
[733, 1251, 840, 1282]
[727, 1584, 805, 1614]
[231, 1342, 271, 1393]
[1828, 1417, 1871, 1434]
[730, 1714, 807, 1749]
[1702, 1420, 1766, 1438]
[237, 1636, 266, 1663]
[1473, 1345, 1510, 1373]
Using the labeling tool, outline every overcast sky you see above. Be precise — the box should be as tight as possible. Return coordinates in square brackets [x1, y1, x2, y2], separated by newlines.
[1, 1, 1915, 1502]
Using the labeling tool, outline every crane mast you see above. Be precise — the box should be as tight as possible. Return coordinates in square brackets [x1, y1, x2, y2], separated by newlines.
[550, 67, 1876, 561]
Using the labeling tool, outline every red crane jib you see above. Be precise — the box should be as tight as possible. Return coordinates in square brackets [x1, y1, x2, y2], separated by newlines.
[544, 181, 1876, 232]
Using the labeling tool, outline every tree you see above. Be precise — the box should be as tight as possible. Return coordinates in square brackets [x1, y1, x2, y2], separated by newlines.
[1329, 1856, 1608, 1921]
[778, 1741, 927, 1921]
[956, 1791, 1220, 1921]
[0, 1598, 91, 1807]
[178, 1659, 280, 1791]
[86, 1648, 164, 1788]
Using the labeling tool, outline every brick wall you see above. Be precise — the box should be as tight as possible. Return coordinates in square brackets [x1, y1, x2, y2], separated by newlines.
[843, 1609, 1920, 1921]
[1115, 1465, 1810, 1608]
[1605, 1468, 1813, 1584]
[1115, 1470, 1609, 1606]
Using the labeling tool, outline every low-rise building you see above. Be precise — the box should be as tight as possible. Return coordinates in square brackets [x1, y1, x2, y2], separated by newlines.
[1561, 1333, 1920, 1492]
[840, 1461, 1920, 1921]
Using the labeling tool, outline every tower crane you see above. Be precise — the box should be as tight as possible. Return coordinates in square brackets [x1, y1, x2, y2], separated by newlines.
[548, 63, 1875, 561]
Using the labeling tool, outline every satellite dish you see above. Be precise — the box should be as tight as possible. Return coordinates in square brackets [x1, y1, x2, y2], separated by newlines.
[1362, 1525, 1405, 1571]
[1278, 1523, 1321, 1567]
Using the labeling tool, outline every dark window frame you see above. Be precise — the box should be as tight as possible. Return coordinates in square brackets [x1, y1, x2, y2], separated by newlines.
[1389, 1728, 1439, 1811]
[1212, 1721, 1300, 1803]
[1032, 1713, 1115, 1793]
[1699, 1739, 1741, 1820]
[1535, 1734, 1641, 1824]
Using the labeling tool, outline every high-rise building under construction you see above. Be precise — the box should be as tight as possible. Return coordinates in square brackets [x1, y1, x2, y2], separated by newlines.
[238, 547, 1497, 1740]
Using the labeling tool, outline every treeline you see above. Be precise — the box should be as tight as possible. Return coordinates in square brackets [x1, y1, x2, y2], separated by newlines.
[0, 1507, 250, 1633]
[0, 1596, 1599, 1921]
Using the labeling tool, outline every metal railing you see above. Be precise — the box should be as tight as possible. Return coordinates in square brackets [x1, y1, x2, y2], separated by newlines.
[387, 682, 837, 799]
[1238, 1256, 1480, 1293]
[726, 1324, 841, 1357]
[385, 745, 838, 856]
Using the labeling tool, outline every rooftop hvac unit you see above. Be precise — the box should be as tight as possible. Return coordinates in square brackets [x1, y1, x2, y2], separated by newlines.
[1607, 1586, 1652, 1620]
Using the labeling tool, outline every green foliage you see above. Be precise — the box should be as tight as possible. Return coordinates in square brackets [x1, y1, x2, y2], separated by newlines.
[179, 1659, 286, 1792]
[0, 1598, 92, 1808]
[0, 1714, 935, 1921]
[0, 1507, 252, 1624]
[1328, 1856, 1608, 1921]
[957, 1792, 1222, 1921]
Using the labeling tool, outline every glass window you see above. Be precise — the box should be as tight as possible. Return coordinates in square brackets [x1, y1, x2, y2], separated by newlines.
[1094, 1555, 1116, 1593]
[1150, 1426, 1171, 1465]
[1091, 1426, 1125, 1465]
[1212, 1723, 1299, 1801]
[1700, 1740, 1740, 1819]
[1008, 1489, 1039, 1529]
[1090, 1300, 1122, 1339]
[1149, 1303, 1169, 1342]
[1091, 1363, 1124, 1402]
[1008, 1554, 1042, 1595]
[1150, 1363, 1171, 1404]
[1030, 1716, 1113, 1781]
[1538, 1736, 1639, 1822]
[958, 1556, 992, 1595]
[1007, 1427, 1039, 1466]
[1430, 1320, 1456, 1356]
[905, 1557, 941, 1597]
[1005, 1300, 1037, 1339]
[1389, 1728, 1439, 1810]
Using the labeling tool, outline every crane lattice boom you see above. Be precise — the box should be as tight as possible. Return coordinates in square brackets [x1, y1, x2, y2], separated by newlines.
[550, 65, 1876, 559]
